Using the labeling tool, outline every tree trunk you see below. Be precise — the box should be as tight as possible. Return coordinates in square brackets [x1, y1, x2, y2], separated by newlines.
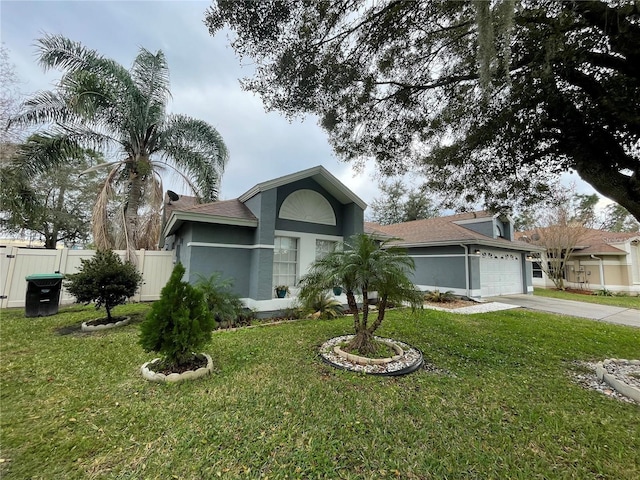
[346, 289, 360, 332]
[124, 158, 144, 262]
[346, 328, 376, 356]
[368, 295, 388, 334]
[104, 301, 113, 322]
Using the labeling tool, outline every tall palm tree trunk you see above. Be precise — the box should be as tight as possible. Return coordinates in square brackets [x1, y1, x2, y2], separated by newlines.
[124, 167, 143, 261]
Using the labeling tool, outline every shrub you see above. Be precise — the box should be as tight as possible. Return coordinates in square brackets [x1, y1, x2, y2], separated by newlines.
[139, 263, 214, 368]
[594, 288, 614, 297]
[300, 291, 344, 319]
[194, 272, 245, 328]
[64, 249, 143, 322]
[424, 289, 456, 303]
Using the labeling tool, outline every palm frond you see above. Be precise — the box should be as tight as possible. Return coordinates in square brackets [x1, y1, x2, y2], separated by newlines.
[92, 165, 122, 249]
[12, 133, 84, 176]
[130, 48, 171, 127]
[10, 90, 74, 127]
[157, 114, 229, 202]
[37, 34, 129, 83]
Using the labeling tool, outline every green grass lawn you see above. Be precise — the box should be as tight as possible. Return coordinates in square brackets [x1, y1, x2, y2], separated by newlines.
[534, 287, 640, 309]
[1, 303, 639, 479]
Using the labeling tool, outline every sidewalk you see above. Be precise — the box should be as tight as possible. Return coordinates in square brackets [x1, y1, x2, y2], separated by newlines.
[485, 294, 640, 328]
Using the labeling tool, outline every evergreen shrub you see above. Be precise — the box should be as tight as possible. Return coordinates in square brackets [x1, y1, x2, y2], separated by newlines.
[139, 263, 214, 368]
[64, 249, 142, 322]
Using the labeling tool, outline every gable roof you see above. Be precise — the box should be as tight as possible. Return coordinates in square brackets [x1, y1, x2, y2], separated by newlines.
[160, 199, 258, 247]
[238, 165, 367, 210]
[369, 212, 542, 251]
[160, 166, 366, 247]
[516, 228, 639, 256]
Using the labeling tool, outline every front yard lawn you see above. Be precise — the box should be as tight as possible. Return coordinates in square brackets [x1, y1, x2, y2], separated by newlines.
[534, 287, 640, 309]
[1, 303, 639, 479]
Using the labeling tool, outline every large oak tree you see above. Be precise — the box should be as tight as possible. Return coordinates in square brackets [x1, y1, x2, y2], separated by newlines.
[206, 0, 640, 220]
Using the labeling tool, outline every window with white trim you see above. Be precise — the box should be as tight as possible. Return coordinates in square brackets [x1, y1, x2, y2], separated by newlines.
[273, 236, 298, 288]
[315, 239, 337, 260]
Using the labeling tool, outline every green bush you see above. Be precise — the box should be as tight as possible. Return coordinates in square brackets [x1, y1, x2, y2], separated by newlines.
[424, 289, 456, 303]
[300, 291, 344, 319]
[194, 272, 245, 328]
[594, 288, 614, 297]
[139, 263, 214, 368]
[64, 249, 142, 322]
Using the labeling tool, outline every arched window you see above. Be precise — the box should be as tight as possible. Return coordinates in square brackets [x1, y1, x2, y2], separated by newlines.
[279, 189, 336, 225]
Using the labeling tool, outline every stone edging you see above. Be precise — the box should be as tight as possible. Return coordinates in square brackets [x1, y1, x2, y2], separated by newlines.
[319, 335, 423, 376]
[141, 353, 213, 383]
[333, 340, 404, 365]
[81, 316, 131, 332]
[595, 359, 640, 403]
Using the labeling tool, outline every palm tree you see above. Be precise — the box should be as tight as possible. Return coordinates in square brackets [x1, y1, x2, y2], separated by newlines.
[9, 34, 229, 255]
[298, 233, 422, 355]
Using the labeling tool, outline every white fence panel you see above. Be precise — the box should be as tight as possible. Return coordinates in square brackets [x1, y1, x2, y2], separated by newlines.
[137, 250, 175, 302]
[0, 248, 174, 309]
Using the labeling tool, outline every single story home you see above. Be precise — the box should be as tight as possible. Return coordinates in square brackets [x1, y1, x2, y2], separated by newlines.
[516, 229, 640, 294]
[161, 166, 365, 314]
[367, 212, 544, 298]
[161, 166, 543, 314]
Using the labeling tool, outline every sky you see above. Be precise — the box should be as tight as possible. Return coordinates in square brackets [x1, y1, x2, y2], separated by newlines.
[1, 0, 604, 214]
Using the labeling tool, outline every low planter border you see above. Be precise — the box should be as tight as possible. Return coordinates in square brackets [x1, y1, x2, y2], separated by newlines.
[319, 335, 423, 376]
[595, 358, 640, 403]
[141, 353, 213, 383]
[81, 316, 131, 332]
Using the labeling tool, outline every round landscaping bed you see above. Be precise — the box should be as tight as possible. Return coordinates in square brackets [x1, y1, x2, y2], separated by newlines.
[141, 353, 213, 383]
[81, 316, 131, 332]
[319, 335, 423, 376]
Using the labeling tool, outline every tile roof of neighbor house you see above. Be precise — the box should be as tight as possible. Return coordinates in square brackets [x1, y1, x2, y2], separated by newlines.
[515, 228, 639, 255]
[366, 212, 539, 250]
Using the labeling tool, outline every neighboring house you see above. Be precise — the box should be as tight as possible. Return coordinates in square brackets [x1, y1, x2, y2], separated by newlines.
[160, 166, 365, 314]
[516, 229, 640, 294]
[366, 212, 544, 298]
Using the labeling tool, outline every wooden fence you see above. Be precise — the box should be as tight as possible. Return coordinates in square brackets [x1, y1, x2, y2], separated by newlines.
[0, 248, 174, 309]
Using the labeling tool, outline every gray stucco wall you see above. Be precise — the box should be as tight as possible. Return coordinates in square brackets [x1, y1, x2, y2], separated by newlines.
[463, 220, 494, 238]
[187, 245, 252, 297]
[191, 223, 255, 245]
[176, 224, 193, 278]
[408, 245, 469, 291]
[343, 203, 365, 239]
[246, 189, 277, 300]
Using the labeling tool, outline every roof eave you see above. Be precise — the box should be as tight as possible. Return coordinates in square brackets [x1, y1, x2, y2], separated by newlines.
[161, 211, 258, 244]
[391, 238, 545, 252]
[238, 165, 367, 209]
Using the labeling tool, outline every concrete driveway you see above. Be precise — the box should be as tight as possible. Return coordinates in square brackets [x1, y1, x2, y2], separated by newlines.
[485, 294, 640, 328]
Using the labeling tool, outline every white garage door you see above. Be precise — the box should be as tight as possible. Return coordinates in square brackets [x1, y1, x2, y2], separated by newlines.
[479, 250, 523, 296]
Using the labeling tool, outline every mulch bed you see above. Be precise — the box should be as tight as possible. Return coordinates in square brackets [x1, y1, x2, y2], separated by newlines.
[147, 354, 209, 375]
[423, 299, 478, 309]
[84, 316, 128, 326]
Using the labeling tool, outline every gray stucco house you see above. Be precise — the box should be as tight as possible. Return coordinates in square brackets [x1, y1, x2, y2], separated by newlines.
[161, 166, 365, 314]
[161, 166, 542, 313]
[367, 212, 544, 298]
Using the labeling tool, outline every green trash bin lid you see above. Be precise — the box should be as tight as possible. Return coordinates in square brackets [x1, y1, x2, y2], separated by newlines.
[25, 273, 64, 281]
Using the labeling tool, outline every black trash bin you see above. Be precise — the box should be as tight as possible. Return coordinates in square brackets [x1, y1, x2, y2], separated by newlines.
[25, 273, 64, 317]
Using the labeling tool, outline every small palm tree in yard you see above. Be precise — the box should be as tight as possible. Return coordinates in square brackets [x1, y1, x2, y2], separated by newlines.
[9, 34, 229, 255]
[298, 234, 422, 355]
